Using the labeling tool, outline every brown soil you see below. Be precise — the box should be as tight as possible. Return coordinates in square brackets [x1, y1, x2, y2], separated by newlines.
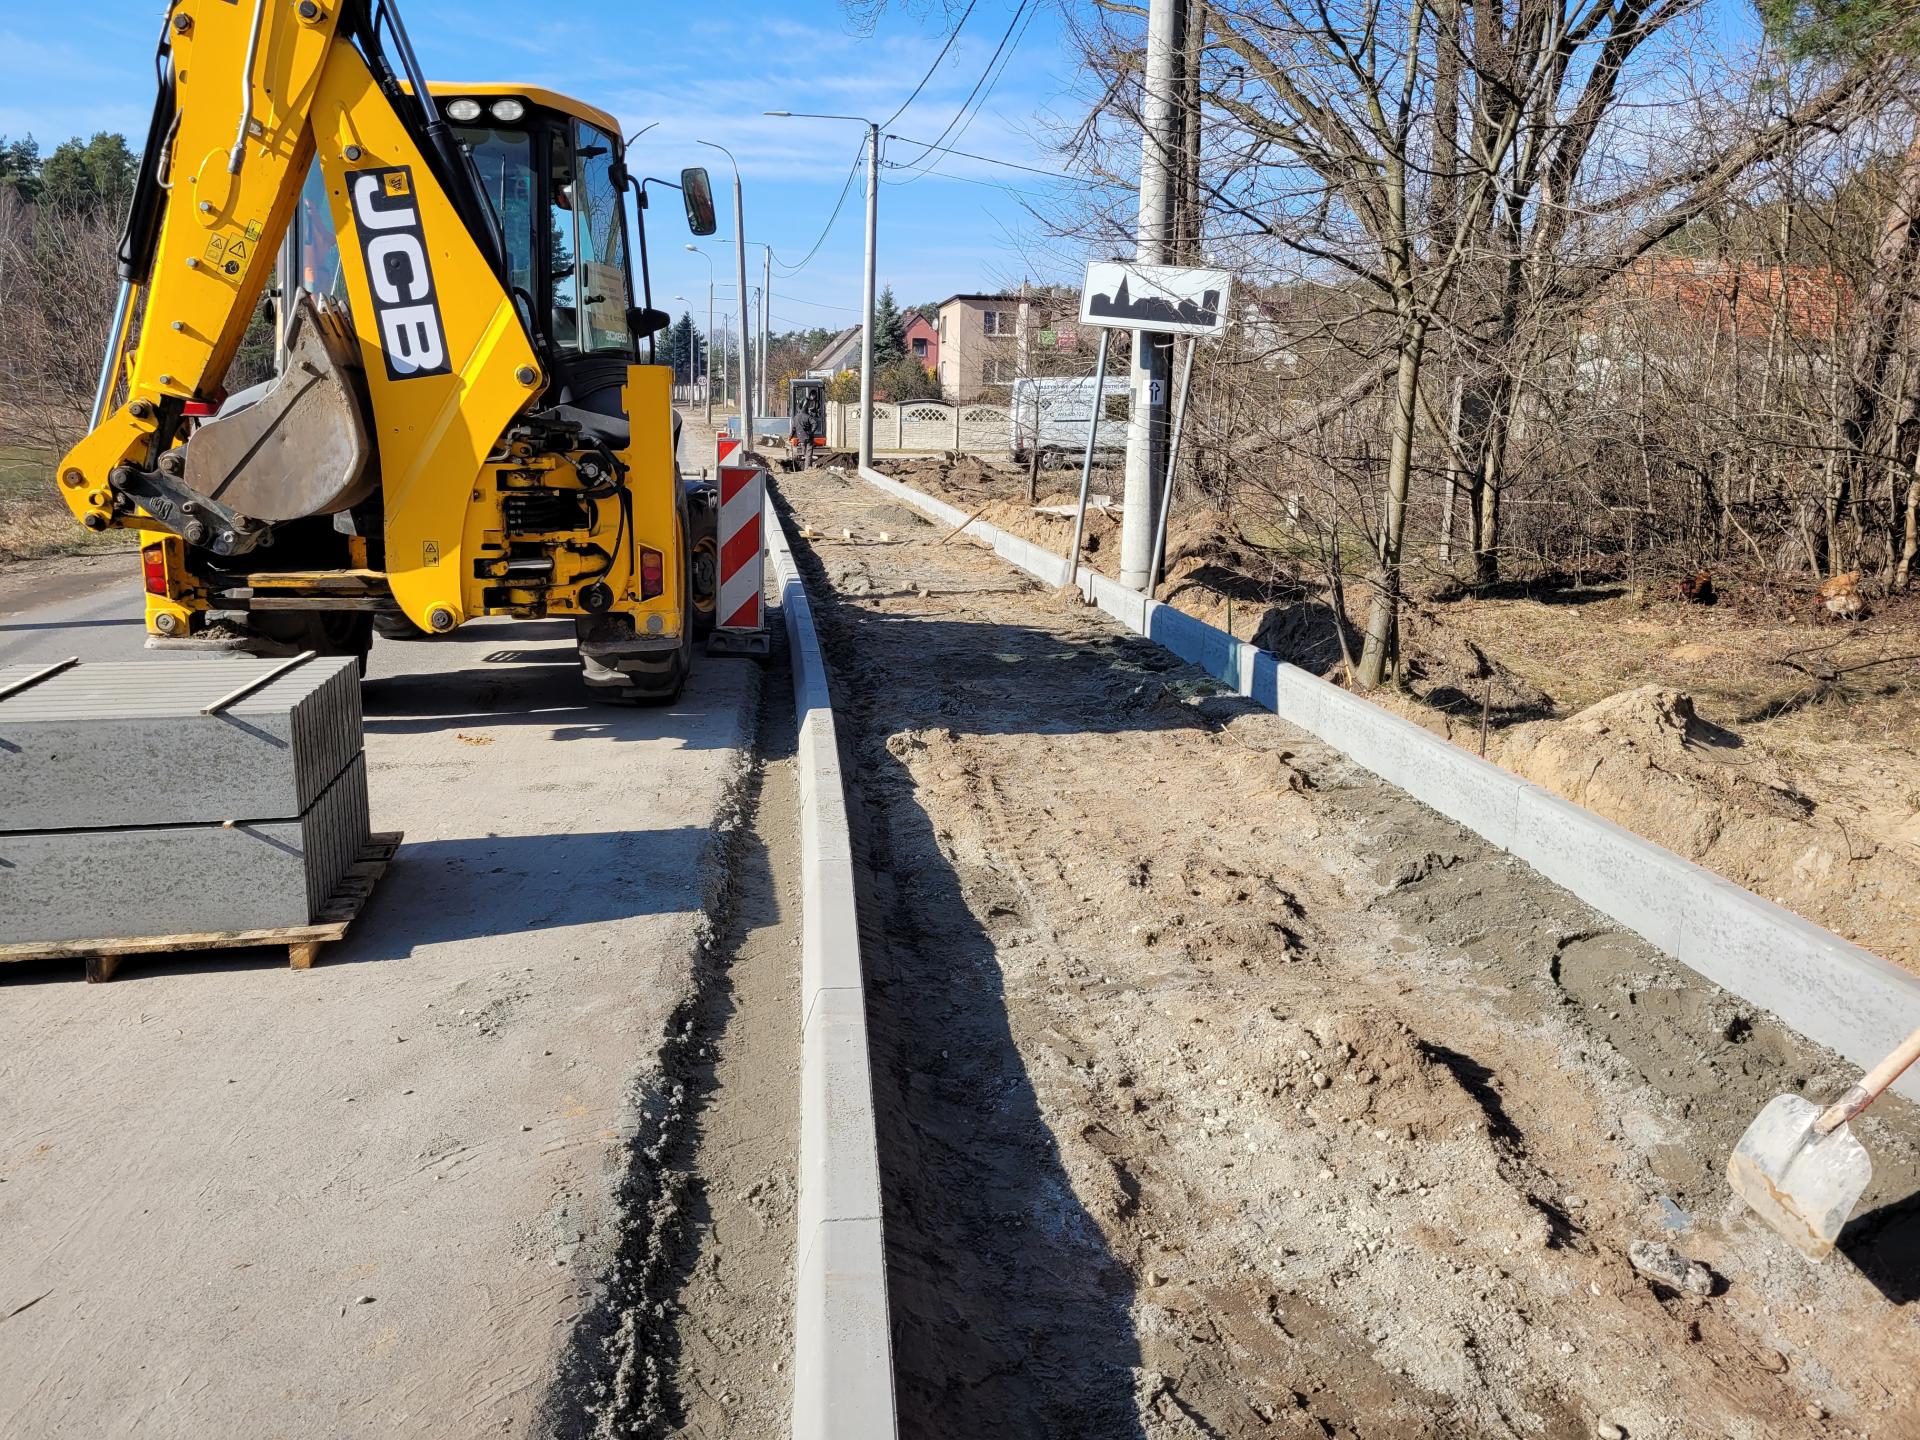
[886, 457, 1920, 975]
[778, 466, 1920, 1440]
[641, 678, 802, 1440]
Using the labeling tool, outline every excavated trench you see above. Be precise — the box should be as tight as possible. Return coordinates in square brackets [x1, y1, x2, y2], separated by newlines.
[776, 465, 1920, 1440]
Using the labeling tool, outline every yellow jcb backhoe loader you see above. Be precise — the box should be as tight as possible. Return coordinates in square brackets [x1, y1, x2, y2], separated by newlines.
[56, 0, 727, 700]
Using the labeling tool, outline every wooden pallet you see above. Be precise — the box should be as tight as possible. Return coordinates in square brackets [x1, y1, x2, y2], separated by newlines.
[0, 832, 403, 982]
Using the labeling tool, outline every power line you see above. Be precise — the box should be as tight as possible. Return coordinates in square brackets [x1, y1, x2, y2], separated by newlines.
[772, 293, 862, 314]
[911, 0, 1040, 177]
[890, 0, 1032, 182]
[882, 0, 981, 129]
[772, 143, 866, 278]
[884, 133, 1098, 184]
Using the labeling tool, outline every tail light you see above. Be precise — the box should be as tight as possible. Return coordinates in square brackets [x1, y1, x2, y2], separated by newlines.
[141, 542, 169, 596]
[639, 546, 664, 600]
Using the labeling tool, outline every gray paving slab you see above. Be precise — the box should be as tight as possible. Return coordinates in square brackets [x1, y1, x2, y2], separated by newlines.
[1, 654, 364, 831]
[0, 753, 369, 943]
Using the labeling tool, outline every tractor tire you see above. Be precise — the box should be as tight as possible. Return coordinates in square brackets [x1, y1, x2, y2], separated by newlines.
[373, 613, 429, 640]
[686, 481, 720, 639]
[249, 610, 374, 675]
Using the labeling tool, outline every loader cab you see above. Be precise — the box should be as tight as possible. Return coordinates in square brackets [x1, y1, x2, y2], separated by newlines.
[434, 86, 638, 430]
[292, 85, 651, 434]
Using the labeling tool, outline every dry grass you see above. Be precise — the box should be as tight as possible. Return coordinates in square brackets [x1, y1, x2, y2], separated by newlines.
[0, 443, 135, 566]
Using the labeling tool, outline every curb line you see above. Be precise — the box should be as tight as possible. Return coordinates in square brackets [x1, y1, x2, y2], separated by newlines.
[856, 464, 1920, 1101]
[764, 491, 900, 1440]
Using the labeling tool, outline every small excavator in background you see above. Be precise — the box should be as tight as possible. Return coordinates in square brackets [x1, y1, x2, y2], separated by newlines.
[56, 0, 727, 700]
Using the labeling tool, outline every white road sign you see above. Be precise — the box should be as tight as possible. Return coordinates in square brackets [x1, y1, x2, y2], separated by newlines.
[1079, 260, 1233, 337]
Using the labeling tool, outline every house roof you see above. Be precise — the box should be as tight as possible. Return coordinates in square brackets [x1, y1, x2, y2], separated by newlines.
[807, 324, 861, 371]
[936, 293, 1021, 308]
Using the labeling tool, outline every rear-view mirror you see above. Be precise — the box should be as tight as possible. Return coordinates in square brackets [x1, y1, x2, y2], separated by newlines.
[681, 167, 717, 236]
[628, 306, 672, 341]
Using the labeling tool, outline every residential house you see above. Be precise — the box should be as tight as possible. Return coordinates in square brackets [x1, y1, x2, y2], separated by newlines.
[806, 324, 862, 379]
[936, 289, 1090, 400]
[1609, 256, 1847, 342]
[903, 310, 939, 374]
[935, 294, 1023, 400]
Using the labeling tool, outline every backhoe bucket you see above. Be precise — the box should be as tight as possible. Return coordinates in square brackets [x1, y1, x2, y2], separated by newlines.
[184, 294, 373, 522]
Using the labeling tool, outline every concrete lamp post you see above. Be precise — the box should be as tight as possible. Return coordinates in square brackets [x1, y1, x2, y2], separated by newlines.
[684, 246, 715, 425]
[765, 110, 879, 470]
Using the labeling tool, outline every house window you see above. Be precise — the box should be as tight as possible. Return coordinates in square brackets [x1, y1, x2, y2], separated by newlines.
[983, 310, 1016, 337]
[984, 357, 1016, 385]
[912, 337, 928, 358]
[938, 314, 947, 341]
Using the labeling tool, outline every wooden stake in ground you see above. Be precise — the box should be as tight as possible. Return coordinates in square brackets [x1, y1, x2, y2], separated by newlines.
[937, 506, 988, 545]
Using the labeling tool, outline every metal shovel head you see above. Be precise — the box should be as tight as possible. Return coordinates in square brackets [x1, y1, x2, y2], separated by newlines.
[1727, 1094, 1872, 1262]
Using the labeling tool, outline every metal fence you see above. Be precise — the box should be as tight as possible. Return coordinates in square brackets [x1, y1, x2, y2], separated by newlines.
[826, 400, 1014, 456]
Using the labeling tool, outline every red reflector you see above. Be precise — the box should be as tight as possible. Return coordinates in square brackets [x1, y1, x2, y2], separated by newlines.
[180, 400, 217, 418]
[141, 543, 168, 596]
[639, 547, 664, 600]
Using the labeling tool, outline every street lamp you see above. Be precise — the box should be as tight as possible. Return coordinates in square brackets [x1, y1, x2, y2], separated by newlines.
[765, 111, 880, 470]
[684, 244, 714, 425]
[741, 243, 776, 417]
[698, 140, 753, 453]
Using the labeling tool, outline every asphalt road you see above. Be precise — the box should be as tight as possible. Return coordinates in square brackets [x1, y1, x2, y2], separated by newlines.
[0, 555, 760, 1435]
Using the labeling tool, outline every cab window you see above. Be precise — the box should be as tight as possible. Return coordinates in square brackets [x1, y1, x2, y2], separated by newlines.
[571, 123, 633, 354]
[548, 129, 580, 348]
[460, 126, 536, 306]
[295, 160, 345, 301]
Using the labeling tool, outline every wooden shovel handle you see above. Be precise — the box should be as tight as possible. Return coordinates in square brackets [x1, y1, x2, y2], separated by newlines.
[1816, 1023, 1920, 1134]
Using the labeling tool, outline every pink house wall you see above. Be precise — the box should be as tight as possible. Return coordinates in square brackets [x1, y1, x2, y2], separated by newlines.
[903, 313, 939, 373]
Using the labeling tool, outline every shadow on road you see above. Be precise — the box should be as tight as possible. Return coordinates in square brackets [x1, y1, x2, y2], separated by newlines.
[361, 655, 742, 751]
[851, 747, 1146, 1438]
[772, 492, 1146, 1437]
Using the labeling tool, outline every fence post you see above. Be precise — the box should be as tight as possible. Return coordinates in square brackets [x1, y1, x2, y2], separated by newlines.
[953, 402, 962, 453]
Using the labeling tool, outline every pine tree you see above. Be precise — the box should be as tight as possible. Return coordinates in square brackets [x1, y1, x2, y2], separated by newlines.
[39, 133, 135, 211]
[873, 286, 907, 366]
[667, 311, 702, 383]
[0, 135, 42, 202]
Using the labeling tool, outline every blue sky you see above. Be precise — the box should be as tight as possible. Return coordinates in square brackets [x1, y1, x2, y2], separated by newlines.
[0, 1, 1090, 339]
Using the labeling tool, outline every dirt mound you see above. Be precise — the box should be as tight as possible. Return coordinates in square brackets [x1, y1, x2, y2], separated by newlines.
[1249, 601, 1353, 675]
[1500, 686, 1920, 964]
[1399, 607, 1557, 722]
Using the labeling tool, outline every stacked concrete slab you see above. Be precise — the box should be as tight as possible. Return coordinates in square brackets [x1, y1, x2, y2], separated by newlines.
[0, 656, 370, 944]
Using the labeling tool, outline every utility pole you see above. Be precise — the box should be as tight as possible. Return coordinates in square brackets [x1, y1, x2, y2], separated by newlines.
[763, 111, 881, 468]
[686, 243, 715, 425]
[762, 245, 773, 414]
[858, 122, 879, 471]
[749, 287, 762, 417]
[1120, 0, 1186, 591]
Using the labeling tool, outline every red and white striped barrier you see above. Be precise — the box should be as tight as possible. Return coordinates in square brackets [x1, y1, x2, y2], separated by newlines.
[715, 432, 742, 468]
[713, 463, 766, 648]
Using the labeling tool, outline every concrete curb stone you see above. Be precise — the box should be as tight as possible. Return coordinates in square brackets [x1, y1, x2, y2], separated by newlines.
[763, 490, 900, 1440]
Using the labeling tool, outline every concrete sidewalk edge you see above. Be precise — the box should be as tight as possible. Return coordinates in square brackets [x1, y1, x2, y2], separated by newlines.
[764, 489, 901, 1440]
[856, 464, 1920, 1102]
